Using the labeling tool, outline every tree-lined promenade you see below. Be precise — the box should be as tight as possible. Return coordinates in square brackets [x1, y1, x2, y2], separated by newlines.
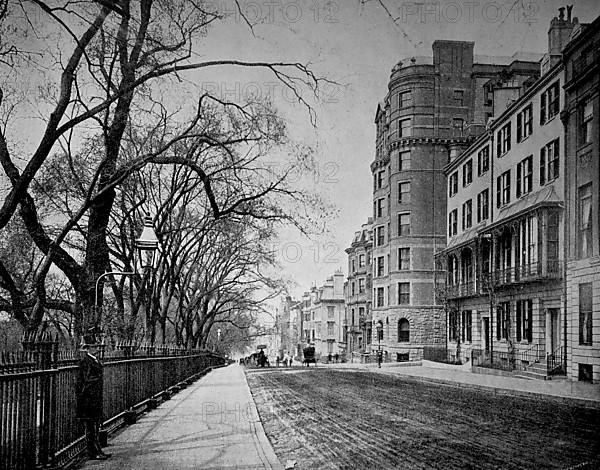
[0, 0, 335, 349]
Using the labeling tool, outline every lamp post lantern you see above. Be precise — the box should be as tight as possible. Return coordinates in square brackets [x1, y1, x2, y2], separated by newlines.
[376, 320, 383, 368]
[135, 214, 159, 270]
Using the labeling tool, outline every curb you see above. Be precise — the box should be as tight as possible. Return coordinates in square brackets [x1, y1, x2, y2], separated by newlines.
[375, 370, 600, 408]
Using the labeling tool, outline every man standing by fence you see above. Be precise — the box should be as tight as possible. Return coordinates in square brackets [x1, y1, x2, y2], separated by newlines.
[77, 332, 111, 461]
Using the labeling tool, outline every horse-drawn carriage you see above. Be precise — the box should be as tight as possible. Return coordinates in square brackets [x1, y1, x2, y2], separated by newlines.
[302, 345, 317, 367]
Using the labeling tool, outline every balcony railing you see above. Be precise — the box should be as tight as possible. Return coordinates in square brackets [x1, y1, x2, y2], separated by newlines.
[446, 281, 475, 299]
[493, 260, 562, 286]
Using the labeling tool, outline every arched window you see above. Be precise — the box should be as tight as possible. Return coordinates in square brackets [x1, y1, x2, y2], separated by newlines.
[398, 318, 410, 342]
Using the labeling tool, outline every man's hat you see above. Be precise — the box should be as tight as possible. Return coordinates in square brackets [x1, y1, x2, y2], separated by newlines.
[80, 328, 102, 348]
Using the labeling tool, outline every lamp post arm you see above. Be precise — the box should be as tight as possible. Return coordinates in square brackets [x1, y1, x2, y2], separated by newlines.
[95, 271, 136, 310]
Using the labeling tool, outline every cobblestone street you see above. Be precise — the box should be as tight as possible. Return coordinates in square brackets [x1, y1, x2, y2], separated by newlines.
[247, 368, 600, 470]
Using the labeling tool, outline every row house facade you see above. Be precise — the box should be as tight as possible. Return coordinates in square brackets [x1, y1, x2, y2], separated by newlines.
[371, 39, 539, 362]
[563, 15, 600, 383]
[300, 271, 345, 360]
[343, 219, 373, 358]
[438, 8, 600, 382]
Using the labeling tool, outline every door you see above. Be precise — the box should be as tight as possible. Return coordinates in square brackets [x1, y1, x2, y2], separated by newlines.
[549, 308, 560, 353]
[483, 318, 490, 352]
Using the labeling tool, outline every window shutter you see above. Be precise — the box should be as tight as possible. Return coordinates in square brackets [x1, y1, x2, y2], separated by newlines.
[496, 132, 501, 157]
[506, 171, 511, 204]
[553, 139, 560, 179]
[516, 163, 522, 198]
[540, 92, 546, 124]
[517, 113, 522, 142]
[496, 176, 501, 208]
[527, 300, 533, 343]
[496, 307, 501, 340]
[516, 302, 522, 342]
[540, 147, 546, 185]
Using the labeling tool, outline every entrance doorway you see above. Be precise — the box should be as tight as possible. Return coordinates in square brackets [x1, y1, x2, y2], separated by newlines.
[548, 308, 560, 353]
[482, 318, 490, 352]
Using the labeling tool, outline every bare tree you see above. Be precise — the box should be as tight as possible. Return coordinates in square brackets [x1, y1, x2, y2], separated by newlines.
[0, 0, 332, 340]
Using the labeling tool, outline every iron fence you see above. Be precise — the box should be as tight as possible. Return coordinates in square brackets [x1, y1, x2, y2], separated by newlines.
[0, 332, 225, 470]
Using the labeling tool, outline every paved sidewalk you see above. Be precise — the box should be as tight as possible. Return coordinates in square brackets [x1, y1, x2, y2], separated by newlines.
[320, 360, 600, 405]
[80, 364, 283, 470]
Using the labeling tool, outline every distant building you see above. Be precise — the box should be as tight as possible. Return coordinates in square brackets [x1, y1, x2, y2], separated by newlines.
[276, 295, 302, 358]
[344, 219, 373, 360]
[300, 271, 345, 360]
[372, 39, 540, 362]
[562, 13, 600, 383]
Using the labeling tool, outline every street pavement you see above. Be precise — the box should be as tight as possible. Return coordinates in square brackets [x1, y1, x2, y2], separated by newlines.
[318, 360, 600, 405]
[79, 364, 283, 470]
[79, 360, 599, 470]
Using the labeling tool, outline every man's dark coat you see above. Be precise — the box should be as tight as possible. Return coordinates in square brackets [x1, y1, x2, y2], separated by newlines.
[77, 353, 104, 420]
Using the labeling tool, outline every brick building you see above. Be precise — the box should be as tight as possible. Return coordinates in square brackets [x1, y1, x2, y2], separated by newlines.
[371, 40, 539, 361]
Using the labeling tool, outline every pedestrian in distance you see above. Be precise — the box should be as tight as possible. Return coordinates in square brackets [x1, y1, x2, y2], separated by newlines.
[77, 332, 111, 461]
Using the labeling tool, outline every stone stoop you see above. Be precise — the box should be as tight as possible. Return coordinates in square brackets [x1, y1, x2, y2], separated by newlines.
[514, 360, 568, 381]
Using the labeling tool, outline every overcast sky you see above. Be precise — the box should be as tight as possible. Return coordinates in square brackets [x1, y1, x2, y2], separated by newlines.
[188, 0, 600, 302]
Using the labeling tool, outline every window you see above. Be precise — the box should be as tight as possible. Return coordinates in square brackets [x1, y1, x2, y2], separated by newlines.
[448, 209, 458, 237]
[398, 248, 410, 270]
[461, 310, 472, 342]
[398, 212, 411, 236]
[518, 215, 538, 270]
[376, 170, 385, 190]
[398, 319, 410, 342]
[376, 256, 385, 277]
[579, 283, 593, 345]
[328, 306, 335, 319]
[327, 322, 334, 335]
[579, 184, 593, 259]
[449, 309, 459, 341]
[496, 170, 511, 207]
[351, 259, 356, 273]
[540, 81, 559, 124]
[399, 90, 412, 108]
[375, 226, 385, 246]
[376, 198, 385, 218]
[539, 138, 560, 185]
[399, 118, 412, 138]
[462, 159, 473, 186]
[496, 122, 511, 156]
[399, 151, 411, 170]
[462, 199, 472, 230]
[358, 254, 365, 268]
[453, 118, 464, 134]
[449, 172, 458, 197]
[398, 283, 410, 305]
[376, 287, 385, 307]
[516, 155, 533, 197]
[453, 89, 464, 106]
[477, 146, 489, 176]
[351, 282, 356, 296]
[581, 100, 593, 145]
[358, 278, 365, 293]
[398, 182, 411, 203]
[547, 211, 559, 263]
[477, 189, 489, 222]
[516, 299, 532, 343]
[447, 255, 458, 285]
[517, 104, 533, 142]
[496, 301, 511, 340]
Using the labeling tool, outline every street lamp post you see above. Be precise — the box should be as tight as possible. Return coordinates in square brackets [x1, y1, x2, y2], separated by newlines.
[376, 320, 383, 368]
[94, 214, 159, 333]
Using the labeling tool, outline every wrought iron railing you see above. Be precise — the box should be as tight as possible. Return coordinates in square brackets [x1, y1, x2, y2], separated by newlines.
[471, 346, 543, 373]
[0, 332, 225, 470]
[547, 345, 566, 377]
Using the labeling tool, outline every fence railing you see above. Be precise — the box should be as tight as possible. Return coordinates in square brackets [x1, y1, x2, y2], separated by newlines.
[547, 345, 566, 377]
[0, 333, 225, 470]
[471, 345, 547, 373]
